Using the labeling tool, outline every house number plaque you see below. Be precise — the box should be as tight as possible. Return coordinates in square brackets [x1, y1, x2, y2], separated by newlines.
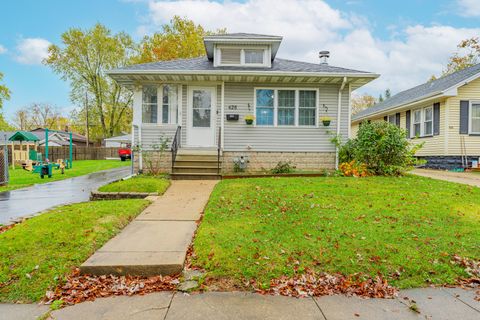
[228, 105, 238, 110]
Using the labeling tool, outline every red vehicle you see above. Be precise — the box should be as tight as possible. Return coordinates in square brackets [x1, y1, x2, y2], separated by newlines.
[118, 143, 132, 161]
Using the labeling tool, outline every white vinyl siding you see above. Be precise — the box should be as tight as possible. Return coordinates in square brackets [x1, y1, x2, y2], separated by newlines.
[215, 45, 270, 67]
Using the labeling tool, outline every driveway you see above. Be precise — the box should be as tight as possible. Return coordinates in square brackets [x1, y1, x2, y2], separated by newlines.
[0, 167, 130, 225]
[411, 168, 480, 187]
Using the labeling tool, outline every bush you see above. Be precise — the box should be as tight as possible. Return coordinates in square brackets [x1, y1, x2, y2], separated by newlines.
[339, 160, 369, 177]
[339, 121, 422, 176]
[270, 161, 295, 174]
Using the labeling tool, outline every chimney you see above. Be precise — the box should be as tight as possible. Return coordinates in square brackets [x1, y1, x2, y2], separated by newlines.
[319, 51, 330, 65]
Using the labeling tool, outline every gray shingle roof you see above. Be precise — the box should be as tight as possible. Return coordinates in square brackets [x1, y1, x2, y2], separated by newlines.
[110, 56, 372, 74]
[353, 63, 480, 121]
[204, 33, 282, 39]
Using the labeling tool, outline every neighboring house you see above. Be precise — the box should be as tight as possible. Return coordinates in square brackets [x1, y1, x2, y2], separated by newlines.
[108, 33, 378, 178]
[30, 128, 87, 146]
[351, 63, 480, 170]
[103, 134, 131, 148]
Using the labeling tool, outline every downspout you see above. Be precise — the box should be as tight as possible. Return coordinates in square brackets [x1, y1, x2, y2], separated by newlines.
[336, 77, 347, 170]
[132, 124, 143, 172]
[221, 81, 225, 150]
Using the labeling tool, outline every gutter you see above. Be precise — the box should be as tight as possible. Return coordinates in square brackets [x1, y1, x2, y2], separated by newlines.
[336, 77, 347, 170]
[107, 69, 380, 79]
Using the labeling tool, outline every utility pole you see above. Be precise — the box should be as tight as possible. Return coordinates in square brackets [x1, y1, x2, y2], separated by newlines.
[85, 91, 90, 148]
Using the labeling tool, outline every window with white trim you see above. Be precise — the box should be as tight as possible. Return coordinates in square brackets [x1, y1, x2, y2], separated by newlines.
[162, 85, 178, 124]
[387, 114, 396, 124]
[244, 49, 264, 64]
[142, 86, 157, 124]
[255, 88, 317, 127]
[411, 107, 433, 137]
[470, 102, 480, 134]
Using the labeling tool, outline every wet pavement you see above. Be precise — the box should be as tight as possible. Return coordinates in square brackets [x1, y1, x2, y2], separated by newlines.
[0, 167, 130, 225]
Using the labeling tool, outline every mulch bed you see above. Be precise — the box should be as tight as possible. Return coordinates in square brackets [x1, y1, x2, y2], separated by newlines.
[44, 268, 179, 305]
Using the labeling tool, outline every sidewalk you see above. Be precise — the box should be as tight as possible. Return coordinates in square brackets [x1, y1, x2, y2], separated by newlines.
[411, 168, 480, 187]
[2, 286, 469, 320]
[80, 180, 218, 276]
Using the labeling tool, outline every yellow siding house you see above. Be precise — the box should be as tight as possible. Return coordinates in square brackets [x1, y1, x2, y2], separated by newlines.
[351, 64, 480, 169]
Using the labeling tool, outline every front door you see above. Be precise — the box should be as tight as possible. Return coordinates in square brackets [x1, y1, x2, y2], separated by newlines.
[187, 87, 216, 147]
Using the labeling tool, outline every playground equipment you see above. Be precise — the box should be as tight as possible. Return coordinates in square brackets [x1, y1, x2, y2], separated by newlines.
[8, 129, 74, 179]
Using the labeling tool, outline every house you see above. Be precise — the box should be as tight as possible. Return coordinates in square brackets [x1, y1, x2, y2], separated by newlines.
[351, 63, 480, 170]
[103, 134, 131, 148]
[30, 128, 87, 146]
[108, 33, 378, 178]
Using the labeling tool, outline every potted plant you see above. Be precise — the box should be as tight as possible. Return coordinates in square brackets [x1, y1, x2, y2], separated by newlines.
[320, 116, 332, 127]
[245, 115, 255, 125]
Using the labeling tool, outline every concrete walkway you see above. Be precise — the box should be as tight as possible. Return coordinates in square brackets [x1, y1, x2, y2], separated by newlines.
[0, 166, 130, 225]
[1, 286, 473, 320]
[80, 180, 218, 276]
[412, 168, 480, 187]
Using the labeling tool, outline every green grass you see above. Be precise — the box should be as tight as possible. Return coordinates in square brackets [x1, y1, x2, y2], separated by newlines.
[98, 175, 170, 194]
[0, 160, 130, 192]
[193, 175, 480, 289]
[0, 199, 149, 303]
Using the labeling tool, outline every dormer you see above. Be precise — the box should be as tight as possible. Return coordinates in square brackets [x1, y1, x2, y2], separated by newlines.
[204, 33, 283, 68]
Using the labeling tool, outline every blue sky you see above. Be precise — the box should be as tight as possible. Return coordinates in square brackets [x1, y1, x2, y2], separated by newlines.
[1, 0, 479, 121]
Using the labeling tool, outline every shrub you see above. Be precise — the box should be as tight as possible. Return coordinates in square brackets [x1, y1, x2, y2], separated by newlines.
[339, 121, 422, 176]
[270, 161, 295, 174]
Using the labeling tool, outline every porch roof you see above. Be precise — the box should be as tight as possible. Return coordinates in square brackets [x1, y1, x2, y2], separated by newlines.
[108, 57, 379, 90]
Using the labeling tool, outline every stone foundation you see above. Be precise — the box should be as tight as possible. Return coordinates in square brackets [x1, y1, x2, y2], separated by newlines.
[417, 155, 480, 170]
[222, 151, 335, 173]
[133, 150, 172, 174]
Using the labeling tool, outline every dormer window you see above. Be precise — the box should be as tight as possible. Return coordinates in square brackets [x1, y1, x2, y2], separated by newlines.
[215, 45, 270, 67]
[244, 49, 264, 64]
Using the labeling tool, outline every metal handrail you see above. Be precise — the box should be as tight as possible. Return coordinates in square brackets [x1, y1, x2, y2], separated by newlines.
[171, 126, 181, 170]
[217, 126, 221, 175]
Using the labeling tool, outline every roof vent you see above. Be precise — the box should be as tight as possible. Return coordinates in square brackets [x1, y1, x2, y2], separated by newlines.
[319, 51, 330, 65]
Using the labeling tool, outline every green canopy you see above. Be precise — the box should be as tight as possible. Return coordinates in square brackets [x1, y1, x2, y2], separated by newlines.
[8, 131, 40, 142]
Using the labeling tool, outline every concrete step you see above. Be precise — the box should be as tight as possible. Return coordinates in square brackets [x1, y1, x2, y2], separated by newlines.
[171, 173, 221, 180]
[173, 166, 220, 174]
[175, 154, 219, 161]
[174, 159, 221, 167]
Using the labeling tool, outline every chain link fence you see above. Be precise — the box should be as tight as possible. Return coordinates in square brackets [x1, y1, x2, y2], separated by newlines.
[0, 142, 9, 186]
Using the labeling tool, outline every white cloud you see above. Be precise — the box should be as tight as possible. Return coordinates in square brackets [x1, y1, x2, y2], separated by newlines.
[457, 0, 480, 17]
[15, 38, 51, 65]
[0, 45, 6, 54]
[140, 0, 480, 96]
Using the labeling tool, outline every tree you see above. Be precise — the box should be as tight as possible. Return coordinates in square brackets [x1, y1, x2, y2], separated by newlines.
[44, 23, 136, 139]
[352, 94, 376, 115]
[384, 88, 391, 99]
[13, 103, 67, 130]
[0, 72, 11, 109]
[135, 16, 225, 63]
[0, 113, 14, 131]
[443, 37, 480, 76]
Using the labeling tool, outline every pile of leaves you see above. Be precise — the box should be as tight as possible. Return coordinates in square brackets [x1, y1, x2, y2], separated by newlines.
[0, 223, 16, 234]
[451, 255, 480, 301]
[254, 269, 397, 298]
[339, 160, 369, 177]
[44, 268, 179, 305]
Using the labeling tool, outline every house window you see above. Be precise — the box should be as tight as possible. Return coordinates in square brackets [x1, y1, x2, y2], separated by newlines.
[142, 86, 157, 124]
[412, 107, 433, 137]
[277, 90, 295, 126]
[387, 114, 396, 124]
[244, 49, 264, 64]
[299, 90, 317, 126]
[256, 89, 274, 125]
[220, 48, 241, 64]
[413, 110, 421, 137]
[470, 102, 480, 134]
[255, 88, 318, 127]
[424, 107, 433, 135]
[162, 85, 178, 124]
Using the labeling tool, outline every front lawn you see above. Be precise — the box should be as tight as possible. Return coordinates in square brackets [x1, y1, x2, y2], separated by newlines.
[0, 160, 129, 192]
[98, 175, 170, 194]
[0, 199, 149, 302]
[193, 175, 480, 289]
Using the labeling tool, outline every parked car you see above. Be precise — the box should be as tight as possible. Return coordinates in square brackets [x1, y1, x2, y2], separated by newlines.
[118, 143, 131, 161]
